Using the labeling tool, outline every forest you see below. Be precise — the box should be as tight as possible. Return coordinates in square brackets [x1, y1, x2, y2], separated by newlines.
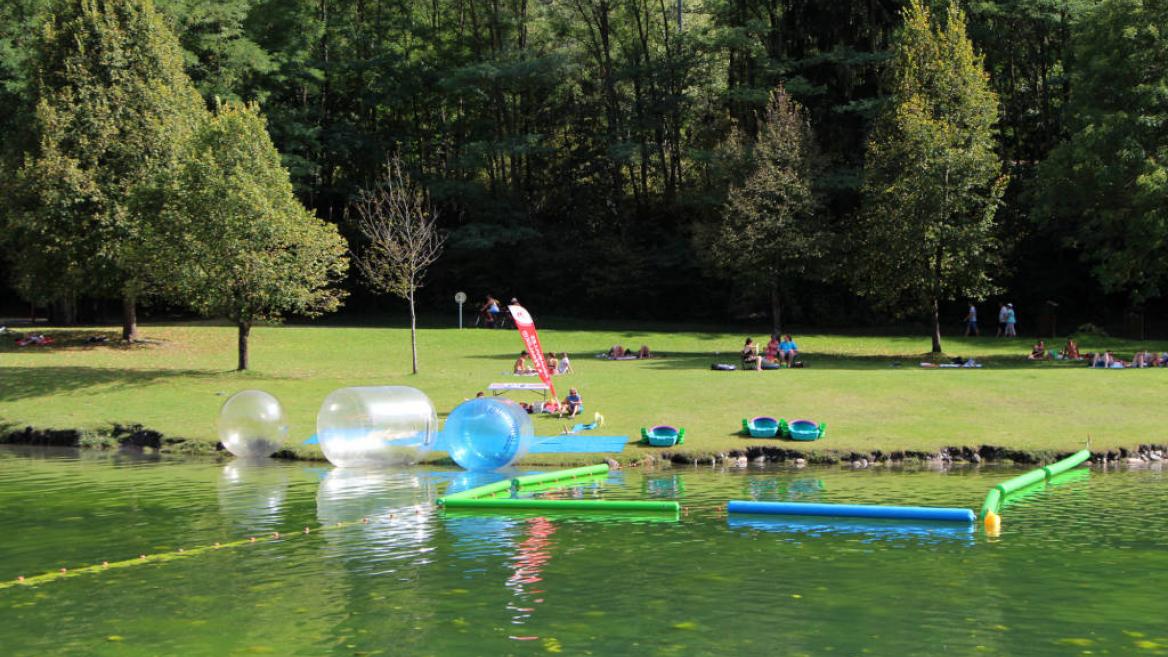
[1, 0, 1165, 338]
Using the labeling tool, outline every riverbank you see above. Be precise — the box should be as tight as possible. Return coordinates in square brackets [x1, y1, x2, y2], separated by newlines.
[3, 423, 1167, 468]
[3, 321, 1167, 463]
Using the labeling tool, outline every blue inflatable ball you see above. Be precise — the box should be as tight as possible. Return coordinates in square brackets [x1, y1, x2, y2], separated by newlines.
[442, 398, 534, 471]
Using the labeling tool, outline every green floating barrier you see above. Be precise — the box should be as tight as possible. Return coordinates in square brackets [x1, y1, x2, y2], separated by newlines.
[438, 479, 514, 503]
[980, 449, 1092, 518]
[511, 464, 609, 489]
[440, 497, 679, 512]
[1043, 449, 1091, 479]
[994, 468, 1048, 497]
[519, 475, 607, 496]
[980, 488, 1002, 517]
[442, 508, 679, 523]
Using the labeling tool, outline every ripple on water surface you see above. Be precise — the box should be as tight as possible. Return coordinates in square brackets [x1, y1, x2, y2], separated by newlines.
[1, 447, 1167, 657]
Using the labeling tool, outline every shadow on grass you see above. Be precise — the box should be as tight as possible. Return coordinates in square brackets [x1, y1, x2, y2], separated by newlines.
[0, 329, 166, 354]
[0, 366, 226, 403]
[461, 349, 1102, 371]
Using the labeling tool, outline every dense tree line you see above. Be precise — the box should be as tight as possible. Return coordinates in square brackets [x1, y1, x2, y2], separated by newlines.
[2, 0, 1166, 344]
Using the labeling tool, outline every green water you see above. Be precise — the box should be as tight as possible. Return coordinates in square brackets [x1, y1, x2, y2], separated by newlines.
[2, 446, 1166, 656]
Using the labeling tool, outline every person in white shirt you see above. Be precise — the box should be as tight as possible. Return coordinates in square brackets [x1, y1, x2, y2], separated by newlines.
[964, 303, 979, 336]
[997, 303, 1009, 337]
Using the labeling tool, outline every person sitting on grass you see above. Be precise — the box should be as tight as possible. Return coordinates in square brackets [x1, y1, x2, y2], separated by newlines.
[764, 335, 779, 363]
[608, 345, 627, 359]
[779, 334, 799, 368]
[546, 353, 559, 373]
[1133, 350, 1155, 368]
[1028, 339, 1051, 360]
[561, 388, 583, 417]
[557, 352, 573, 374]
[1060, 337, 1081, 360]
[514, 351, 534, 375]
[741, 338, 761, 371]
[637, 345, 653, 359]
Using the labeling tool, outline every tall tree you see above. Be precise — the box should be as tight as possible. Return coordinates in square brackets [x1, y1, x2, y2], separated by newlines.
[7, 0, 207, 339]
[855, 0, 1007, 353]
[148, 101, 348, 370]
[710, 86, 824, 334]
[351, 158, 446, 375]
[1038, 0, 1168, 313]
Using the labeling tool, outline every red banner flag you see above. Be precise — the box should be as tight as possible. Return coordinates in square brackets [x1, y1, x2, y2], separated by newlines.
[509, 305, 556, 399]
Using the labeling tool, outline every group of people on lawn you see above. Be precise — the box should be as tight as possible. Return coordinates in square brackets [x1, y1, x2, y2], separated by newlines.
[741, 334, 799, 371]
[508, 351, 583, 417]
[514, 350, 573, 376]
[1028, 337, 1168, 368]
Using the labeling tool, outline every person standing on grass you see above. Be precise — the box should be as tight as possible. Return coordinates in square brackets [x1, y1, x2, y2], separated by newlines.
[997, 303, 1009, 337]
[964, 302, 979, 336]
[1005, 303, 1017, 337]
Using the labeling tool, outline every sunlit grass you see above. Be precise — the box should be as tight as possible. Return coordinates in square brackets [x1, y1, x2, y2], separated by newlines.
[2, 321, 1164, 461]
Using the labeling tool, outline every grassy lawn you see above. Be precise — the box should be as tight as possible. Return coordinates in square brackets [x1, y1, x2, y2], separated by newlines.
[1, 320, 1165, 463]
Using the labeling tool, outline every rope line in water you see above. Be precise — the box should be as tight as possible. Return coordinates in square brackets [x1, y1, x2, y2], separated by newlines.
[0, 515, 387, 591]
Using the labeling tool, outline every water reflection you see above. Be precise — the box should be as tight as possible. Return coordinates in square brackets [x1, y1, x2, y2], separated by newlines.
[746, 476, 826, 500]
[217, 460, 289, 531]
[728, 516, 976, 544]
[505, 517, 557, 640]
[315, 468, 437, 550]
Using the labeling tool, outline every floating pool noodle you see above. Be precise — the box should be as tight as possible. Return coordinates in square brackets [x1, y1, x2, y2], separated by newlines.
[511, 464, 610, 488]
[980, 449, 1091, 517]
[440, 498, 679, 512]
[436, 464, 677, 513]
[726, 501, 976, 523]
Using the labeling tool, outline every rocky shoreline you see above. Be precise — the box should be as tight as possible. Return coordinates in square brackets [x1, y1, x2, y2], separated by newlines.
[4, 424, 1166, 469]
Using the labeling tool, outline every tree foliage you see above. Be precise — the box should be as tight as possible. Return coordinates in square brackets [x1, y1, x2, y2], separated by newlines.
[856, 0, 1007, 352]
[1, 0, 1165, 333]
[5, 0, 206, 336]
[1038, 0, 1168, 306]
[710, 85, 823, 333]
[150, 101, 348, 370]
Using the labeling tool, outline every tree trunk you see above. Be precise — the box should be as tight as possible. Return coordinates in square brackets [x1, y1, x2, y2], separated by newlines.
[122, 293, 138, 342]
[770, 282, 783, 336]
[931, 296, 943, 354]
[237, 322, 251, 371]
[409, 290, 418, 374]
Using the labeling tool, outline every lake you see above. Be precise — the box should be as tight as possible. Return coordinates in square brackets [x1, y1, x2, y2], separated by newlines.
[2, 446, 1164, 656]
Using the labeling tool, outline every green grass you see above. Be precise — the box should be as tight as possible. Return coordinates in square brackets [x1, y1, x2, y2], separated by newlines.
[1, 320, 1164, 463]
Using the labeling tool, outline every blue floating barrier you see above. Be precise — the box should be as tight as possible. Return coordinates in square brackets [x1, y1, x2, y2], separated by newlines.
[726, 500, 976, 523]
